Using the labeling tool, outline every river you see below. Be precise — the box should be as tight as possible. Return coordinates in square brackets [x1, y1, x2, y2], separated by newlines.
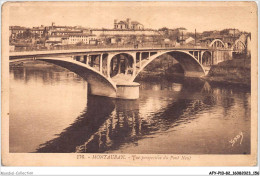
[9, 61, 251, 154]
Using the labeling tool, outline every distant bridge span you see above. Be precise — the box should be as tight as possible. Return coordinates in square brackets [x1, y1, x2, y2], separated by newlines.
[9, 46, 233, 99]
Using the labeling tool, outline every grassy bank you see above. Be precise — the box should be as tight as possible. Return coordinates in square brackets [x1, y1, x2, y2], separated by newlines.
[206, 58, 251, 87]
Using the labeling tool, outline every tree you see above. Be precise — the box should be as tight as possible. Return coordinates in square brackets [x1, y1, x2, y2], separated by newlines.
[23, 29, 32, 39]
[115, 35, 121, 44]
[129, 35, 137, 44]
[159, 27, 169, 36]
[140, 34, 146, 44]
[76, 42, 83, 46]
[158, 27, 169, 31]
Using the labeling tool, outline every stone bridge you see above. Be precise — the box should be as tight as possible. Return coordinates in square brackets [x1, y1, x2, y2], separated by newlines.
[10, 41, 234, 99]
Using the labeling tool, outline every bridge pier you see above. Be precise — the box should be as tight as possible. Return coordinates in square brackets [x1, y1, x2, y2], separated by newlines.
[198, 51, 201, 64]
[88, 82, 140, 100]
[86, 54, 89, 65]
[139, 52, 142, 68]
[107, 54, 113, 77]
[131, 53, 137, 76]
[116, 82, 140, 99]
[99, 54, 103, 73]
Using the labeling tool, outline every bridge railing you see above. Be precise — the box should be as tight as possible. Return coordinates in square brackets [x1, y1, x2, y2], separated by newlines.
[10, 43, 211, 53]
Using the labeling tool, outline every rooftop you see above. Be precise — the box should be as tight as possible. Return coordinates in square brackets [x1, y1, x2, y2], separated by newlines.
[69, 33, 96, 37]
[91, 28, 156, 31]
[50, 30, 83, 33]
[117, 21, 128, 25]
[31, 28, 45, 31]
[10, 26, 28, 30]
[131, 21, 141, 25]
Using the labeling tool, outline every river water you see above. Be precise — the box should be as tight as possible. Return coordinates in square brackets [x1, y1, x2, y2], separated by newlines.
[9, 61, 251, 154]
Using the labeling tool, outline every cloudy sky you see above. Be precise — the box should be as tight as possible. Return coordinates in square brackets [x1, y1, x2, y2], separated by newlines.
[7, 1, 257, 32]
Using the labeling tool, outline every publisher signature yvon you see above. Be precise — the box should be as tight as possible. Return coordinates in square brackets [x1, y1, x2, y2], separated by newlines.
[229, 132, 243, 147]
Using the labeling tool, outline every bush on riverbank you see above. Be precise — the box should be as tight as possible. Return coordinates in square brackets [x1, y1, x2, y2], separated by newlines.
[135, 62, 184, 82]
[207, 57, 251, 86]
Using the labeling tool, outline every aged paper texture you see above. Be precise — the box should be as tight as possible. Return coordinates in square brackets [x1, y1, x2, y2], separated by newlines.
[1, 1, 258, 166]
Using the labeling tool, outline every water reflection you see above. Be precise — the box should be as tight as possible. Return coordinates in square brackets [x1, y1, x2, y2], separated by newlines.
[36, 96, 115, 153]
[36, 79, 219, 153]
[10, 65, 83, 85]
[9, 62, 251, 154]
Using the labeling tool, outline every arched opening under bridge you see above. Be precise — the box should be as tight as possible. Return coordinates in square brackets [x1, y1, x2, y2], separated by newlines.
[132, 50, 205, 82]
[110, 53, 134, 83]
[201, 51, 212, 66]
[135, 53, 185, 80]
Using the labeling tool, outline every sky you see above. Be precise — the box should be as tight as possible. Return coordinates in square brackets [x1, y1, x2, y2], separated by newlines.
[7, 1, 257, 33]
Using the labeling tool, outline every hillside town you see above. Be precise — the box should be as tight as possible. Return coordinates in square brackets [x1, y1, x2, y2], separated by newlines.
[9, 18, 250, 52]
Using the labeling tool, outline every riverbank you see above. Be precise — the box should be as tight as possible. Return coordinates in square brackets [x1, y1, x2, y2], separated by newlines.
[136, 58, 251, 88]
[205, 58, 251, 87]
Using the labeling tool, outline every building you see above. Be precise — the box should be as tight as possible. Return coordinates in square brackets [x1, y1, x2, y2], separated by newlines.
[130, 21, 144, 30]
[220, 28, 240, 37]
[185, 37, 195, 44]
[31, 26, 46, 37]
[114, 18, 144, 30]
[90, 29, 159, 36]
[48, 30, 83, 36]
[47, 22, 87, 36]
[10, 43, 33, 51]
[50, 22, 74, 31]
[46, 34, 97, 45]
[114, 19, 129, 30]
[9, 26, 28, 38]
[68, 34, 97, 45]
[48, 35, 69, 45]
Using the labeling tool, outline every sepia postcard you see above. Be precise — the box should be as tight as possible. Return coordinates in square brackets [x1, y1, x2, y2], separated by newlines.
[1, 1, 258, 167]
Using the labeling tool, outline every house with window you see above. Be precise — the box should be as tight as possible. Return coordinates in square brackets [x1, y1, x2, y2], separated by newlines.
[114, 18, 144, 30]
[31, 26, 46, 37]
[48, 30, 83, 36]
[9, 26, 28, 38]
[68, 34, 97, 44]
[130, 21, 144, 30]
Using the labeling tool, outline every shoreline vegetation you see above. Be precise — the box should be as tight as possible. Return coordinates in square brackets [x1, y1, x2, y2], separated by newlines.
[205, 56, 251, 88]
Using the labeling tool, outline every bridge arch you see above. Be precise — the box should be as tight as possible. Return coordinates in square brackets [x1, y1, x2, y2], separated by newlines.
[233, 40, 246, 53]
[132, 50, 206, 81]
[209, 39, 225, 48]
[21, 57, 118, 98]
